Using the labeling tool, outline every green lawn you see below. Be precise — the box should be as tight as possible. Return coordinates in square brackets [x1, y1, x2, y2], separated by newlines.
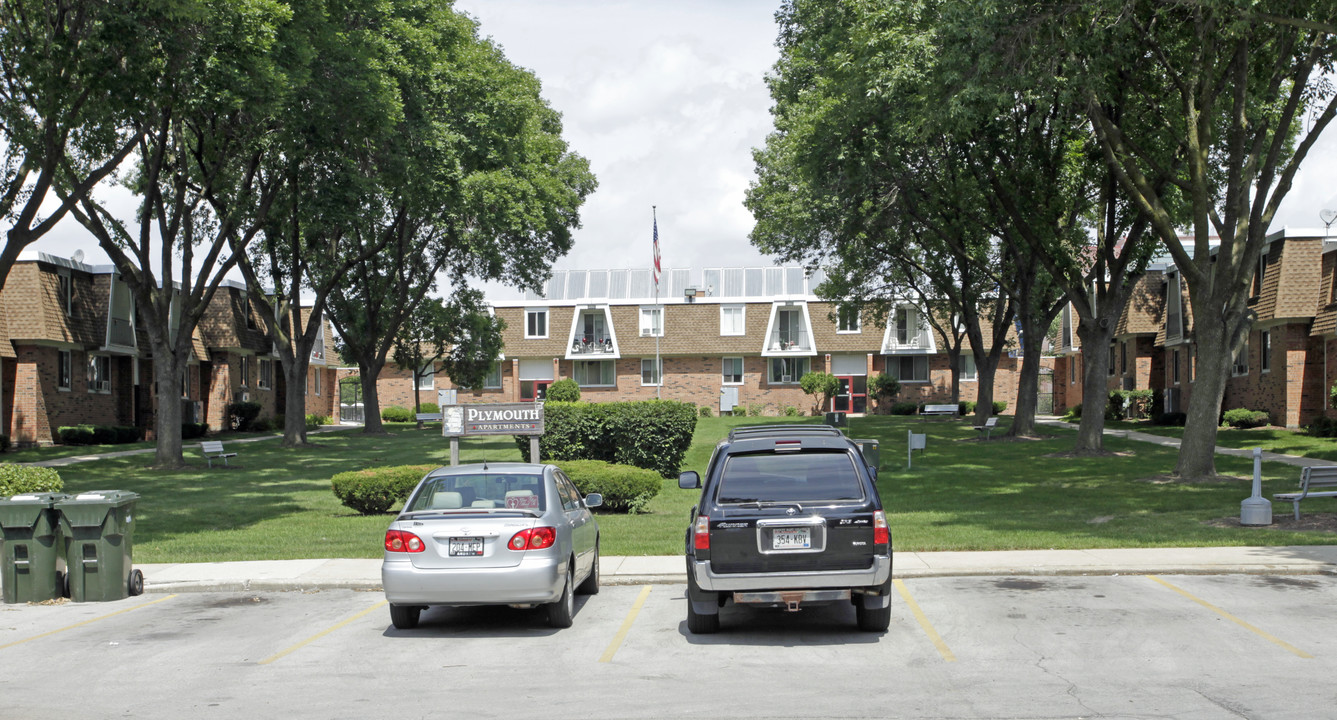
[1105, 419, 1337, 461]
[5, 416, 1336, 562]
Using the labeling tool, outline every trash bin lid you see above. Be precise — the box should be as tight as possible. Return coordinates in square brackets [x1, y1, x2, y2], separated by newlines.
[0, 493, 67, 528]
[55, 490, 140, 505]
[2, 493, 69, 505]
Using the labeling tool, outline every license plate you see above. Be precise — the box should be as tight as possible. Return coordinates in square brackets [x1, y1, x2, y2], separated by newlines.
[448, 537, 484, 556]
[772, 528, 811, 550]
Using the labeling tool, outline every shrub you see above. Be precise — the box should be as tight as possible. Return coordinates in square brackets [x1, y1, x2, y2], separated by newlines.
[546, 379, 581, 402]
[748, 403, 766, 417]
[305, 414, 332, 430]
[381, 406, 413, 423]
[1307, 416, 1337, 437]
[1063, 404, 1083, 422]
[114, 426, 139, 443]
[958, 400, 977, 416]
[516, 400, 698, 478]
[250, 417, 274, 432]
[552, 459, 662, 513]
[891, 401, 918, 415]
[330, 464, 435, 515]
[1153, 412, 1187, 426]
[57, 425, 96, 445]
[0, 465, 63, 496]
[182, 423, 209, 439]
[992, 401, 1008, 414]
[869, 372, 900, 400]
[0, 435, 9, 452]
[799, 371, 838, 412]
[783, 405, 800, 416]
[1222, 408, 1269, 429]
[227, 401, 262, 431]
[698, 405, 712, 418]
[417, 402, 439, 414]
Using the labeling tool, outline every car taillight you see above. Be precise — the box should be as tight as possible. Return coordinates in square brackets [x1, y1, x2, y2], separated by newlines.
[694, 515, 710, 550]
[508, 526, 556, 551]
[873, 510, 890, 546]
[385, 529, 425, 553]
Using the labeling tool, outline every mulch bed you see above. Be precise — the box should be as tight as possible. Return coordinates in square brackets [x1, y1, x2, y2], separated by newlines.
[1206, 513, 1337, 533]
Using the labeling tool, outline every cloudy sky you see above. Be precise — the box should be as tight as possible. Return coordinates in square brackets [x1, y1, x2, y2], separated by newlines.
[24, 0, 1337, 288]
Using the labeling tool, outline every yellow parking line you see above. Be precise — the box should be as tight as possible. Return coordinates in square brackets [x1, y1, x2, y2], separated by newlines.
[599, 585, 652, 663]
[894, 579, 956, 662]
[0, 594, 177, 651]
[259, 600, 388, 665]
[1147, 575, 1312, 659]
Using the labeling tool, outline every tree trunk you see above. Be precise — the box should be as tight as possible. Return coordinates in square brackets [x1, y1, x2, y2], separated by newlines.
[1073, 320, 1117, 452]
[281, 350, 310, 448]
[151, 350, 185, 469]
[1175, 322, 1232, 478]
[972, 350, 1003, 426]
[1008, 340, 1042, 437]
[360, 361, 386, 434]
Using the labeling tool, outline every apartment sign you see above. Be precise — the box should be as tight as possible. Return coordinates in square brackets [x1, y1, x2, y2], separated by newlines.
[443, 403, 544, 437]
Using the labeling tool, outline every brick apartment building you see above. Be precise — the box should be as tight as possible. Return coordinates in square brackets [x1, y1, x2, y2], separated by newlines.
[363, 267, 1032, 417]
[0, 251, 338, 445]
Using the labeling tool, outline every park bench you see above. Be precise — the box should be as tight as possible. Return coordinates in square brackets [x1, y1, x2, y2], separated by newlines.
[415, 412, 443, 422]
[200, 440, 237, 468]
[1273, 466, 1337, 521]
[920, 403, 958, 420]
[974, 416, 999, 440]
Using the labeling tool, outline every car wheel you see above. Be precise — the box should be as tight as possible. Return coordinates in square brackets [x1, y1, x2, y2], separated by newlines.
[856, 603, 891, 632]
[577, 543, 600, 595]
[547, 564, 575, 628]
[685, 570, 719, 634]
[389, 603, 421, 630]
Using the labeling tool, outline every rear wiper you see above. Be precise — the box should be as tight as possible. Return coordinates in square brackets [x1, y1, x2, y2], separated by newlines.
[733, 501, 804, 512]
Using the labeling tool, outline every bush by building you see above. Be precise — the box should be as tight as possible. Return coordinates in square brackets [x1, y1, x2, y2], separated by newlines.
[552, 459, 661, 513]
[227, 401, 263, 431]
[0, 465, 63, 496]
[1222, 408, 1269, 429]
[546, 378, 581, 402]
[515, 399, 697, 478]
[57, 425, 141, 445]
[381, 406, 413, 423]
[330, 464, 436, 515]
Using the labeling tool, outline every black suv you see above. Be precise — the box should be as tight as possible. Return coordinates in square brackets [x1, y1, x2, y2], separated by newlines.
[679, 424, 892, 633]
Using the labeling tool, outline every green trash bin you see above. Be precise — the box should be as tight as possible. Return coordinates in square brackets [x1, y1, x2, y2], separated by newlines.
[853, 439, 880, 475]
[56, 491, 144, 602]
[0, 493, 68, 603]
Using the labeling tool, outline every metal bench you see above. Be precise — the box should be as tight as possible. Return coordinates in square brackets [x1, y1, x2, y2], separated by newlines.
[200, 440, 237, 468]
[974, 416, 999, 439]
[1274, 466, 1337, 521]
[415, 412, 443, 422]
[920, 403, 958, 420]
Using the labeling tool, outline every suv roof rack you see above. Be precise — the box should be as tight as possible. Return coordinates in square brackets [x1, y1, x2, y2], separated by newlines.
[727, 424, 845, 441]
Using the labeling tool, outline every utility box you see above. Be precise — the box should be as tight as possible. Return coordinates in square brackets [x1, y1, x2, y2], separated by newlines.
[0, 493, 68, 603]
[56, 491, 144, 602]
[824, 411, 847, 428]
[852, 439, 880, 475]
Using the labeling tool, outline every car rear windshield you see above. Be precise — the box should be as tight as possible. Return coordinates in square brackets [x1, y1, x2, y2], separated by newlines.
[406, 473, 547, 512]
[716, 451, 864, 503]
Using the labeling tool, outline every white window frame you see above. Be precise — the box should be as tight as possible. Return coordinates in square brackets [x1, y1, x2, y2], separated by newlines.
[640, 306, 664, 337]
[258, 358, 272, 390]
[1260, 331, 1271, 373]
[239, 355, 250, 388]
[720, 305, 745, 336]
[525, 308, 549, 339]
[57, 350, 72, 391]
[1171, 348, 1180, 386]
[573, 359, 615, 387]
[768, 357, 808, 384]
[1107, 344, 1116, 376]
[722, 356, 744, 385]
[483, 362, 503, 389]
[887, 355, 929, 383]
[416, 362, 435, 391]
[87, 354, 111, 394]
[959, 353, 977, 381]
[895, 307, 918, 344]
[58, 270, 72, 316]
[641, 358, 663, 386]
[1232, 346, 1249, 377]
[313, 367, 323, 396]
[837, 306, 861, 334]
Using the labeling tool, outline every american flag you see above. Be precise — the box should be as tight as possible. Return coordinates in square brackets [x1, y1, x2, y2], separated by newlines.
[652, 215, 661, 289]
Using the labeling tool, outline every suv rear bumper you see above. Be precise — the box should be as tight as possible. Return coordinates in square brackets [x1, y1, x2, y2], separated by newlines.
[690, 555, 891, 592]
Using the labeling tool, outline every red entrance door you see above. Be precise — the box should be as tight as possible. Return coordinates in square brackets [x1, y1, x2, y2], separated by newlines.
[832, 376, 868, 414]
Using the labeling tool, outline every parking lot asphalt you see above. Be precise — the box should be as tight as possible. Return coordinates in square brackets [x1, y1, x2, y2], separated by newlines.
[118, 545, 1337, 594]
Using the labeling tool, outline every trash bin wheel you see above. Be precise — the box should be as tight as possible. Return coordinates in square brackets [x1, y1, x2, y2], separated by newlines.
[128, 569, 145, 596]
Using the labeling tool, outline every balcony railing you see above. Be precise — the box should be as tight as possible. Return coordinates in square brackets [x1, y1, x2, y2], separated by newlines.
[109, 317, 134, 347]
[571, 335, 614, 355]
[767, 328, 811, 352]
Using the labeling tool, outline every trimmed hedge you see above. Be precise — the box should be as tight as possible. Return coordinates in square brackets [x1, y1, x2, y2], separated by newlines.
[0, 465, 63, 496]
[227, 401, 262, 431]
[553, 459, 661, 513]
[182, 423, 209, 440]
[381, 406, 413, 423]
[1222, 408, 1269, 429]
[57, 425, 140, 445]
[331, 464, 435, 515]
[515, 400, 697, 478]
[890, 401, 918, 415]
[546, 378, 581, 402]
[1307, 415, 1337, 437]
[305, 414, 333, 429]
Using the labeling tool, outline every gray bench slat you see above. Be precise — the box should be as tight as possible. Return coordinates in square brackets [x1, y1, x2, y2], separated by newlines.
[1273, 466, 1337, 520]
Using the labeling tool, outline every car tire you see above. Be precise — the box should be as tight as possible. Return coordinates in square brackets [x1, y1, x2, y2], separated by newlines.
[389, 603, 421, 630]
[577, 543, 600, 595]
[685, 570, 719, 634]
[856, 603, 891, 632]
[547, 565, 575, 628]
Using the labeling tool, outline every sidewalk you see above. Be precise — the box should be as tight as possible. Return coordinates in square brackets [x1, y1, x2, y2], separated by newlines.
[1036, 417, 1334, 467]
[133, 546, 1337, 593]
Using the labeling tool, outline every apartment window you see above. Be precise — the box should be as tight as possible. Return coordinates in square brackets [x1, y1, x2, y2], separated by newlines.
[259, 358, 272, 390]
[895, 307, 919, 345]
[887, 355, 929, 383]
[87, 355, 110, 393]
[1171, 349, 1180, 385]
[641, 358, 662, 386]
[1253, 252, 1268, 297]
[1260, 331, 1271, 373]
[837, 306, 861, 333]
[1232, 347, 1249, 377]
[573, 360, 615, 387]
[720, 305, 745, 336]
[1166, 273, 1183, 340]
[960, 354, 977, 381]
[1120, 341, 1128, 375]
[1108, 344, 1116, 376]
[1069, 356, 1076, 384]
[769, 357, 809, 384]
[57, 350, 72, 390]
[313, 367, 322, 396]
[483, 362, 503, 389]
[58, 271, 72, 316]
[239, 356, 249, 388]
[525, 308, 548, 338]
[722, 357, 744, 385]
[416, 363, 435, 391]
[640, 306, 664, 337]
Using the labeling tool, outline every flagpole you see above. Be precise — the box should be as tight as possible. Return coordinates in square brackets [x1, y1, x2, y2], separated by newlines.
[653, 206, 661, 399]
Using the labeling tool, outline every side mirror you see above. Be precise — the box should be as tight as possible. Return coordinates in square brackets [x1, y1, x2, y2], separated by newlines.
[867, 466, 878, 481]
[678, 471, 700, 490]
[584, 493, 603, 509]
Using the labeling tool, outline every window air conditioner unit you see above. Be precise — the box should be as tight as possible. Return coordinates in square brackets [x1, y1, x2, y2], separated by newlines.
[781, 375, 792, 383]
[641, 328, 653, 336]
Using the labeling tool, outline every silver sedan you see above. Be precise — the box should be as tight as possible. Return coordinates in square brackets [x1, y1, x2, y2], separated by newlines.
[381, 462, 601, 629]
